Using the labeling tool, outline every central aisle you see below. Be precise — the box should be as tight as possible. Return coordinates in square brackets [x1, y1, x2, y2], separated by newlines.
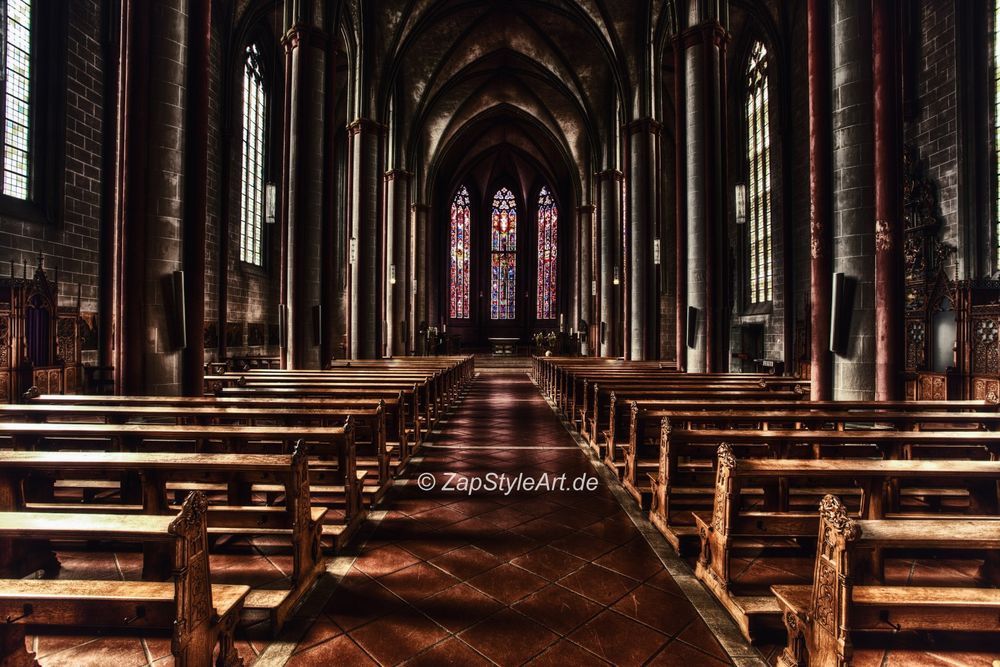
[287, 374, 733, 666]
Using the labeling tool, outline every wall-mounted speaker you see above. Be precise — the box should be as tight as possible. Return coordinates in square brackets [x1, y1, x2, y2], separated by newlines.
[686, 306, 698, 349]
[278, 304, 288, 349]
[830, 272, 852, 354]
[166, 270, 186, 350]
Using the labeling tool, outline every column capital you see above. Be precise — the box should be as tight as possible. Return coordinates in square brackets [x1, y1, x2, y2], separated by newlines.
[594, 169, 624, 182]
[678, 21, 728, 49]
[384, 169, 412, 182]
[348, 118, 387, 136]
[282, 23, 326, 51]
[576, 204, 596, 214]
[410, 203, 430, 213]
[625, 118, 662, 136]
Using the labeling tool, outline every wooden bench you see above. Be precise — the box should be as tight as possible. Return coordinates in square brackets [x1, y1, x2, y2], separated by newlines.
[583, 384, 806, 453]
[646, 422, 1000, 554]
[2, 399, 396, 505]
[617, 405, 1000, 507]
[772, 495, 1000, 666]
[690, 444, 1000, 640]
[24, 391, 412, 473]
[0, 446, 328, 630]
[0, 492, 248, 666]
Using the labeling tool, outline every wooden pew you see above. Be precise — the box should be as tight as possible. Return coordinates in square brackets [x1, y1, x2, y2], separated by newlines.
[0, 420, 362, 541]
[0, 492, 248, 666]
[1, 400, 396, 505]
[690, 444, 1000, 640]
[772, 495, 1000, 666]
[646, 422, 1000, 554]
[616, 398, 996, 470]
[217, 384, 428, 447]
[0, 447, 327, 631]
[584, 384, 806, 453]
[24, 391, 412, 469]
[618, 405, 1000, 508]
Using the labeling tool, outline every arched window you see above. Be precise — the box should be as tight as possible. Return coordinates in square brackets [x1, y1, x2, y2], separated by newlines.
[2, 0, 33, 199]
[536, 186, 557, 319]
[449, 186, 471, 319]
[239, 43, 267, 266]
[745, 41, 773, 304]
[490, 187, 517, 320]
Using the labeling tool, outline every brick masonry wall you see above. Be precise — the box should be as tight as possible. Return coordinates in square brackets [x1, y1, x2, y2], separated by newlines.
[904, 1, 960, 278]
[208, 10, 285, 362]
[724, 3, 791, 369]
[789, 4, 812, 377]
[0, 0, 104, 366]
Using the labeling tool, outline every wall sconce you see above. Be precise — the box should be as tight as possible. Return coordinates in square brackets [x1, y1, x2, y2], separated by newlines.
[734, 183, 747, 225]
[389, 264, 396, 285]
[265, 182, 277, 224]
[612, 266, 620, 286]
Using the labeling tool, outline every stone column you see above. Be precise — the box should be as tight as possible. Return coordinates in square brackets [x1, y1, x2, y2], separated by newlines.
[181, 0, 210, 395]
[114, 0, 190, 394]
[282, 23, 325, 369]
[597, 169, 623, 357]
[348, 119, 384, 359]
[682, 20, 727, 372]
[410, 203, 429, 353]
[872, 0, 903, 401]
[627, 119, 661, 361]
[831, 0, 876, 400]
[577, 204, 595, 349]
[385, 170, 410, 357]
[320, 48, 341, 366]
[808, 0, 833, 400]
[673, 36, 688, 370]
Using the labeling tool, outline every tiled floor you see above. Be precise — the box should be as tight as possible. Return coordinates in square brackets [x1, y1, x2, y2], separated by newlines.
[288, 373, 733, 666]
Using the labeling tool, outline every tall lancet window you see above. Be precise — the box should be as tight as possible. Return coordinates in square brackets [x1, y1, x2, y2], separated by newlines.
[240, 43, 267, 266]
[490, 187, 517, 320]
[2, 0, 33, 199]
[536, 186, 558, 319]
[449, 186, 471, 319]
[745, 41, 773, 304]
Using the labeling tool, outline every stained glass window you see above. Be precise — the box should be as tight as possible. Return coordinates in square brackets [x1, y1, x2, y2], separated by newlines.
[490, 187, 517, 320]
[2, 0, 33, 199]
[536, 186, 557, 319]
[449, 186, 471, 319]
[240, 43, 266, 266]
[746, 41, 773, 304]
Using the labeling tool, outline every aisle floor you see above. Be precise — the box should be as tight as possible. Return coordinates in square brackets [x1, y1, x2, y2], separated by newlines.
[287, 373, 733, 666]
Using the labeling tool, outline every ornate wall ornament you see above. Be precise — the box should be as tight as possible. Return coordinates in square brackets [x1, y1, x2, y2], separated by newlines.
[810, 212, 822, 260]
[976, 319, 998, 345]
[874, 219, 892, 253]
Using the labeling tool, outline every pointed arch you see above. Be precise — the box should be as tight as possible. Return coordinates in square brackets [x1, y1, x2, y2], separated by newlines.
[490, 186, 517, 320]
[745, 40, 773, 304]
[536, 185, 558, 319]
[239, 41, 267, 266]
[449, 185, 472, 319]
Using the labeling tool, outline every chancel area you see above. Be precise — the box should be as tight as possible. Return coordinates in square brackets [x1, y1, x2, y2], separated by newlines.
[0, 0, 998, 665]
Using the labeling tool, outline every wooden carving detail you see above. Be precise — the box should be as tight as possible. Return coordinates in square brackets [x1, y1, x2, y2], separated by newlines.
[901, 145, 955, 376]
[712, 444, 736, 534]
[973, 318, 1000, 374]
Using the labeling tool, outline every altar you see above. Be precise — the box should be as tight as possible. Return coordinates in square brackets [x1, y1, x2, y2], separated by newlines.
[488, 337, 519, 356]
